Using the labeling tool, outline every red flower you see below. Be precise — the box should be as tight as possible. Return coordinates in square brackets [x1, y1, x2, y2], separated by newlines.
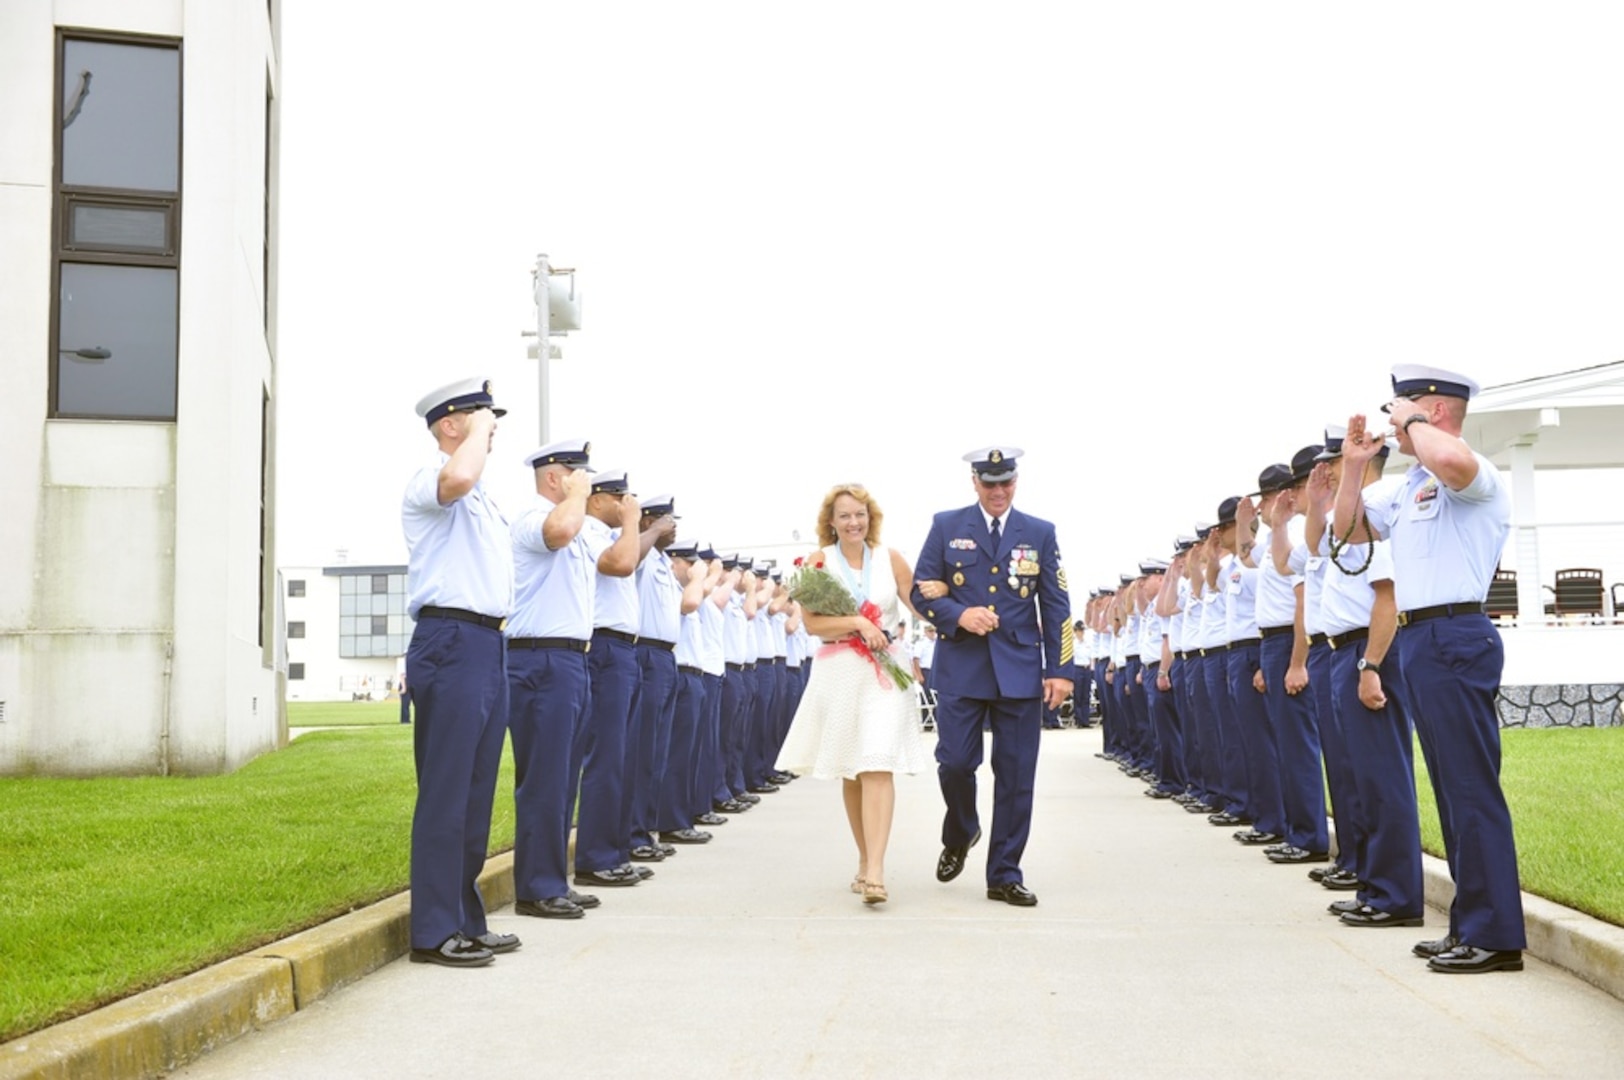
[811, 556, 825, 569]
[793, 557, 803, 567]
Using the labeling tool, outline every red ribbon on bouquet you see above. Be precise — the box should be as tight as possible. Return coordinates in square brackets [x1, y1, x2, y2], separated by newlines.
[817, 599, 895, 688]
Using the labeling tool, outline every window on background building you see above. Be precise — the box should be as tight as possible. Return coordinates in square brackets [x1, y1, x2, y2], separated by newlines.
[288, 662, 304, 680]
[339, 572, 412, 658]
[51, 32, 183, 420]
[287, 579, 305, 597]
[287, 621, 304, 639]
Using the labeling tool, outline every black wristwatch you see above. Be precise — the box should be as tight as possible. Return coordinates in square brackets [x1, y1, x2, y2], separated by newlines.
[1357, 657, 1381, 674]
[1402, 414, 1431, 432]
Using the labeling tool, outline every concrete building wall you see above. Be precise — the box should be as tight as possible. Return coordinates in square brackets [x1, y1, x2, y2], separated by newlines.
[0, 0, 282, 775]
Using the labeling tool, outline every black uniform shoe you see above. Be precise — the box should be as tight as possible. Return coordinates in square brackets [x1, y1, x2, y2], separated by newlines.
[1412, 934, 1460, 959]
[1339, 905, 1424, 928]
[1427, 946, 1523, 974]
[1327, 898, 1364, 916]
[574, 868, 641, 888]
[471, 931, 521, 953]
[694, 812, 728, 826]
[515, 897, 584, 920]
[935, 828, 982, 882]
[1267, 846, 1330, 864]
[661, 828, 713, 844]
[568, 889, 601, 909]
[715, 800, 749, 814]
[629, 845, 666, 862]
[737, 792, 762, 805]
[986, 882, 1039, 907]
[627, 863, 655, 881]
[409, 933, 494, 968]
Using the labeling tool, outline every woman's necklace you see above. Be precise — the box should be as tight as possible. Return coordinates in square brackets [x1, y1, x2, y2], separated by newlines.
[834, 542, 872, 604]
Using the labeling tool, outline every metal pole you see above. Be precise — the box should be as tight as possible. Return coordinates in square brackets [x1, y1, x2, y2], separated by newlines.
[534, 252, 552, 444]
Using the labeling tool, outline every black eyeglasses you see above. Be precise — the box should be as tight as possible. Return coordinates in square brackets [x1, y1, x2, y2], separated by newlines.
[1380, 391, 1427, 415]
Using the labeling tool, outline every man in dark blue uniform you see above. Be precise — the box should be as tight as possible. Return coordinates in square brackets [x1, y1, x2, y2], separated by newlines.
[912, 446, 1073, 906]
[401, 377, 520, 967]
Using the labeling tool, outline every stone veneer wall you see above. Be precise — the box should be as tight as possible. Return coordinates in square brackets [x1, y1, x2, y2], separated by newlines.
[1496, 685, 1624, 728]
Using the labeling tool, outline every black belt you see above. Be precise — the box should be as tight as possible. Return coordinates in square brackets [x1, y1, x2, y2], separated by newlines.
[1174, 650, 1189, 661]
[1144, 660, 1160, 670]
[593, 628, 639, 645]
[1398, 602, 1486, 628]
[1326, 627, 1369, 650]
[1228, 637, 1261, 648]
[726, 662, 747, 672]
[1307, 632, 1328, 648]
[1259, 625, 1294, 639]
[639, 638, 676, 652]
[1124, 654, 1140, 662]
[418, 605, 506, 631]
[678, 664, 703, 676]
[1199, 645, 1221, 657]
[508, 636, 590, 653]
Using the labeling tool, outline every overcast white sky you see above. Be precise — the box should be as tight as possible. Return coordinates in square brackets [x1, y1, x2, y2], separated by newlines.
[275, 2, 1624, 590]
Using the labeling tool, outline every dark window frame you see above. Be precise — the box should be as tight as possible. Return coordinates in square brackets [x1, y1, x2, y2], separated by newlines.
[287, 579, 305, 598]
[288, 662, 305, 681]
[49, 27, 184, 421]
[287, 621, 305, 639]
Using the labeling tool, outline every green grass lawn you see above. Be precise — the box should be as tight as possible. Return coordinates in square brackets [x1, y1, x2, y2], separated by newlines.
[1415, 726, 1624, 926]
[0, 727, 514, 1042]
[286, 699, 407, 727]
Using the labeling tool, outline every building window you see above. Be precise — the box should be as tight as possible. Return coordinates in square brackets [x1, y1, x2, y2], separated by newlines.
[288, 662, 305, 680]
[287, 578, 305, 598]
[287, 621, 305, 639]
[51, 31, 182, 420]
[339, 572, 411, 658]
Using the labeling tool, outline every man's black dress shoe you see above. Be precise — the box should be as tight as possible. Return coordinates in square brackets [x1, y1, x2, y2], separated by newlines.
[1339, 905, 1423, 928]
[568, 889, 601, 909]
[655, 842, 677, 857]
[747, 782, 780, 794]
[1427, 945, 1523, 974]
[1235, 830, 1284, 846]
[1267, 847, 1329, 864]
[770, 771, 797, 784]
[1320, 869, 1361, 891]
[694, 812, 728, 826]
[715, 800, 748, 814]
[936, 828, 982, 883]
[628, 864, 655, 881]
[662, 828, 712, 844]
[1145, 788, 1174, 800]
[1308, 866, 1334, 882]
[629, 845, 666, 862]
[986, 882, 1038, 907]
[1327, 898, 1364, 916]
[472, 930, 521, 953]
[516, 897, 584, 920]
[1208, 812, 1251, 826]
[1412, 934, 1459, 959]
[409, 933, 494, 968]
[574, 868, 640, 888]
[1184, 802, 1215, 814]
[737, 792, 761, 804]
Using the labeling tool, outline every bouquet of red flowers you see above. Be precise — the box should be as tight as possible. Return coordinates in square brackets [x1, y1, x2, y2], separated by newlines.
[788, 554, 914, 690]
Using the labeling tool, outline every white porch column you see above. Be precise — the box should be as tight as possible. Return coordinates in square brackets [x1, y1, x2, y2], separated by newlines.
[1509, 439, 1542, 621]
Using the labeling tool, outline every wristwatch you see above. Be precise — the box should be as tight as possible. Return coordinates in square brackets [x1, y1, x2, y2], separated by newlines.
[1357, 657, 1381, 674]
[1402, 414, 1431, 432]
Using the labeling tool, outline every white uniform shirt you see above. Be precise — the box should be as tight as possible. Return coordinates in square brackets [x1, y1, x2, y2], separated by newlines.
[507, 494, 593, 639]
[402, 453, 513, 620]
[1364, 461, 1506, 611]
[582, 517, 639, 633]
[1222, 552, 1261, 642]
[1289, 525, 1330, 638]
[1319, 538, 1396, 637]
[635, 548, 683, 645]
[723, 590, 752, 664]
[1254, 519, 1305, 630]
[697, 597, 727, 675]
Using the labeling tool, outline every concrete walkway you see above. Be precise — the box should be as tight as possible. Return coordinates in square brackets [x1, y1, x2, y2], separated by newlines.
[148, 728, 1624, 1079]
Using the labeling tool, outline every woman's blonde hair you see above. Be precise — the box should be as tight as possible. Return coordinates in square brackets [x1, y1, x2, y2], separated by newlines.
[816, 483, 884, 548]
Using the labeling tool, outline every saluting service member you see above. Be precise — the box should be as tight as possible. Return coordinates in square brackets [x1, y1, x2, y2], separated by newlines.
[912, 446, 1073, 907]
[401, 378, 519, 968]
[1335, 364, 1525, 974]
[628, 496, 683, 865]
[507, 438, 602, 921]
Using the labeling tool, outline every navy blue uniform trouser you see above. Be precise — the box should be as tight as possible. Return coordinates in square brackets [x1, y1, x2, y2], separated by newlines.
[935, 692, 1041, 886]
[1331, 640, 1423, 918]
[1400, 614, 1525, 950]
[1145, 661, 1185, 793]
[703, 673, 730, 807]
[658, 668, 706, 833]
[723, 666, 755, 797]
[1123, 656, 1151, 766]
[406, 617, 508, 950]
[508, 645, 589, 903]
[1228, 642, 1285, 835]
[1310, 641, 1361, 874]
[1202, 650, 1246, 815]
[747, 661, 779, 787]
[577, 634, 640, 873]
[631, 645, 679, 848]
[1261, 632, 1328, 853]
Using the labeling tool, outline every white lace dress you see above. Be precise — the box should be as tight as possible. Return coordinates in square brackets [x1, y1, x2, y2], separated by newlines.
[775, 545, 930, 780]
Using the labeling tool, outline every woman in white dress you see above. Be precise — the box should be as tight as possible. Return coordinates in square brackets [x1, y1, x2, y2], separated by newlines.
[776, 483, 930, 905]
